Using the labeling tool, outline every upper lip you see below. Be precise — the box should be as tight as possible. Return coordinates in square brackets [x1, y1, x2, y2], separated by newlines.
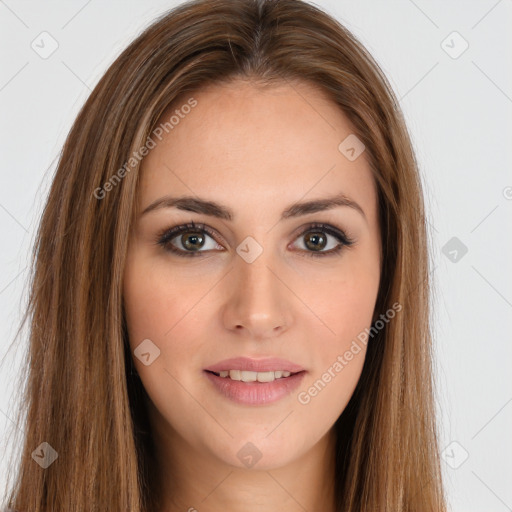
[204, 357, 305, 373]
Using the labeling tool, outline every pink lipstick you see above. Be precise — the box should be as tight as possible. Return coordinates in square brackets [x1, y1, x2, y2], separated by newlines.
[204, 357, 306, 406]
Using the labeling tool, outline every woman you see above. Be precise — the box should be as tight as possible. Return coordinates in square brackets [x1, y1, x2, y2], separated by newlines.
[3, 0, 447, 510]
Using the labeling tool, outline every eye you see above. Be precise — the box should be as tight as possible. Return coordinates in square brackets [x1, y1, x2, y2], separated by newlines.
[155, 221, 355, 258]
[155, 221, 222, 257]
[290, 222, 355, 258]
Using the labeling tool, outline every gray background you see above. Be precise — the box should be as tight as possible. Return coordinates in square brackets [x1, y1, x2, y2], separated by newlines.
[1, 0, 511, 510]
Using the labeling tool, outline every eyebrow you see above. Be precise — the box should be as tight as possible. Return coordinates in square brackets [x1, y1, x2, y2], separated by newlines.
[140, 192, 367, 222]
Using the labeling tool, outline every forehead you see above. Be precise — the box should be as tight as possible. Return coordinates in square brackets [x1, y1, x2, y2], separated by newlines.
[138, 79, 377, 221]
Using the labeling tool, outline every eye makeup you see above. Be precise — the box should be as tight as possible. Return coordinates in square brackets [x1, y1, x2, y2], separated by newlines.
[154, 220, 356, 259]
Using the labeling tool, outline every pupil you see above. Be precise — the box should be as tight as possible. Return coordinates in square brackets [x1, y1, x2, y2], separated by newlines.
[183, 232, 205, 250]
[305, 232, 326, 251]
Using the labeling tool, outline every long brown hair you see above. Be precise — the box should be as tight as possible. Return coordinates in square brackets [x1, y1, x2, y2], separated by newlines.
[2, 0, 447, 510]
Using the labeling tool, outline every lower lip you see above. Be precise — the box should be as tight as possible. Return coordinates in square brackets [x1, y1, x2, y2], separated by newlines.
[204, 370, 306, 405]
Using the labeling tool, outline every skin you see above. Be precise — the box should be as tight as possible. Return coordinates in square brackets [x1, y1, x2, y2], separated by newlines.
[123, 79, 381, 512]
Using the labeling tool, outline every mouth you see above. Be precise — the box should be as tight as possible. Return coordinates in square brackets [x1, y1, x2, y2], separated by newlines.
[203, 368, 307, 406]
[204, 356, 305, 374]
[205, 369, 305, 383]
[203, 357, 306, 405]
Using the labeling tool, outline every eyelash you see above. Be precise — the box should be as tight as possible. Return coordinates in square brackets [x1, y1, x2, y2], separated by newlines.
[154, 221, 355, 259]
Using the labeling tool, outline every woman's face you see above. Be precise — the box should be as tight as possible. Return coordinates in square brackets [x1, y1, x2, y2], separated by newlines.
[123, 79, 381, 471]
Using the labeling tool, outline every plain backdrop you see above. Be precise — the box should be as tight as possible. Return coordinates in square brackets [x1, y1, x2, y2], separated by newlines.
[1, 1, 511, 510]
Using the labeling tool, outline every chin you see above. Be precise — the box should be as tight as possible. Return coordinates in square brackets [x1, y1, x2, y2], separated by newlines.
[209, 434, 304, 471]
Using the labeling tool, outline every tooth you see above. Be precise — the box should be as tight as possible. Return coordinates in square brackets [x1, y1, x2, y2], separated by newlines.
[257, 371, 276, 383]
[219, 370, 294, 381]
[240, 370, 257, 382]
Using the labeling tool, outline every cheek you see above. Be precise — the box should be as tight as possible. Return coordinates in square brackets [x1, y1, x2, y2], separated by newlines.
[123, 258, 175, 396]
[123, 252, 203, 344]
[294, 279, 374, 429]
[123, 251, 218, 389]
[306, 256, 380, 349]
[122, 254, 210, 423]
[293, 256, 378, 410]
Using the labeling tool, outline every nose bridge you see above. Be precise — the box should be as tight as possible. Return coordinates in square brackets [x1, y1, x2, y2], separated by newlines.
[234, 229, 278, 291]
[235, 246, 282, 307]
[223, 241, 292, 336]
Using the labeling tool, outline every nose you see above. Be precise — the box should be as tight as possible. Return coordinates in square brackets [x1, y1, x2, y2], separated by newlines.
[221, 252, 293, 340]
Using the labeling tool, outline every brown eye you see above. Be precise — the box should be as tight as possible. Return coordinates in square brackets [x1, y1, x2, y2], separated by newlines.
[303, 231, 328, 251]
[180, 231, 207, 251]
[156, 221, 355, 259]
[156, 222, 222, 257]
[292, 223, 355, 258]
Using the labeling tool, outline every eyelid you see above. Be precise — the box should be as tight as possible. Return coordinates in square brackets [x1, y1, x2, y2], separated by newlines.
[290, 221, 355, 245]
[155, 221, 225, 248]
[155, 220, 355, 257]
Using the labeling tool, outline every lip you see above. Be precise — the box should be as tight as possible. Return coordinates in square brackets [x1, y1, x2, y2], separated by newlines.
[204, 357, 305, 373]
[204, 369, 306, 406]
